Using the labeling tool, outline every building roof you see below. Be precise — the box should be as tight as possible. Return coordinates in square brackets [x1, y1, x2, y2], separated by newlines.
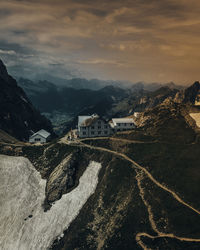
[30, 129, 51, 139]
[112, 118, 134, 124]
[78, 114, 100, 127]
[84, 116, 99, 126]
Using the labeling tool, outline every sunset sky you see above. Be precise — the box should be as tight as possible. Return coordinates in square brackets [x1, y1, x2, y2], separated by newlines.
[0, 0, 200, 85]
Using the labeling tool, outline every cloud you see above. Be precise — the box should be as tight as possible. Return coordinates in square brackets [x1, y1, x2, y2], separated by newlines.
[77, 59, 123, 67]
[0, 49, 16, 55]
[0, 0, 200, 84]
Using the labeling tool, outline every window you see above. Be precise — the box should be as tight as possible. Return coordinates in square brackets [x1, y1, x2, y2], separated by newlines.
[82, 126, 86, 130]
[104, 131, 108, 134]
[83, 132, 86, 135]
[118, 123, 121, 126]
[35, 138, 41, 142]
[104, 125, 108, 129]
[98, 121, 101, 125]
[124, 123, 127, 126]
[91, 131, 94, 135]
[98, 126, 101, 129]
[98, 131, 101, 135]
[130, 123, 133, 126]
[91, 126, 95, 129]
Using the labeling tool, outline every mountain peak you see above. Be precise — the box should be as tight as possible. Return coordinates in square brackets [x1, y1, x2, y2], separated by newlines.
[0, 59, 9, 80]
[184, 81, 200, 104]
[192, 81, 200, 88]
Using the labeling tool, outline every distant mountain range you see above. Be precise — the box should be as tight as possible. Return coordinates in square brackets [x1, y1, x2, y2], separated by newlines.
[17, 75, 184, 91]
[17, 77, 185, 134]
[17, 78, 132, 134]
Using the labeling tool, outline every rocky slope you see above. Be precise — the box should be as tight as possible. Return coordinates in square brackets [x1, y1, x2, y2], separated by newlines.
[0, 59, 54, 141]
[1, 104, 200, 250]
[184, 81, 200, 104]
[1, 80, 200, 249]
[107, 86, 180, 118]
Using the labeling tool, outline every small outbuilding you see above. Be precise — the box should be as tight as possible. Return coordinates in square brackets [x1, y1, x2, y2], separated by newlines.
[29, 129, 51, 143]
[110, 118, 135, 132]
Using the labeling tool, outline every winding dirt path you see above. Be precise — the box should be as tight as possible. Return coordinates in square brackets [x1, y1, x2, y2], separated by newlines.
[135, 170, 200, 249]
[60, 138, 200, 249]
[80, 137, 155, 144]
[77, 141, 200, 216]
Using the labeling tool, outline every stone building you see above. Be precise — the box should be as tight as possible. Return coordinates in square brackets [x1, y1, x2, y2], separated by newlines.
[78, 114, 112, 138]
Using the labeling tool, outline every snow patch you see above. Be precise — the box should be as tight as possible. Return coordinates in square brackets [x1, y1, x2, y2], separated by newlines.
[190, 113, 200, 128]
[0, 155, 101, 250]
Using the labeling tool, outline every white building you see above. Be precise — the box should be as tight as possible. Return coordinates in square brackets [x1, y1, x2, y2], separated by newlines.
[78, 114, 112, 138]
[29, 129, 51, 143]
[110, 118, 135, 132]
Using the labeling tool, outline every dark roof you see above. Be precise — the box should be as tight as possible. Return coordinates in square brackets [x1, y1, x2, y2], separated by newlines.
[82, 116, 99, 126]
[81, 116, 109, 127]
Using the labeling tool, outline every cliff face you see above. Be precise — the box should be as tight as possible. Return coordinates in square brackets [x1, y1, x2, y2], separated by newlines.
[0, 59, 54, 141]
[183, 81, 200, 104]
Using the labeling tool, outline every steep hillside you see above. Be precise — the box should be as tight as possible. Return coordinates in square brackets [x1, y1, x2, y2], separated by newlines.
[0, 129, 19, 144]
[109, 86, 180, 118]
[74, 101, 200, 249]
[0, 59, 54, 141]
[1, 97, 200, 250]
[1, 77, 200, 249]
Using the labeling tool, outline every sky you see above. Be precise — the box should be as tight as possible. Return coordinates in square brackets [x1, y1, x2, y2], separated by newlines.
[0, 0, 200, 85]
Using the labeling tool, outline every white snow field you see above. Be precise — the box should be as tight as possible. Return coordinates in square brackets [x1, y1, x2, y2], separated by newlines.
[0, 155, 102, 250]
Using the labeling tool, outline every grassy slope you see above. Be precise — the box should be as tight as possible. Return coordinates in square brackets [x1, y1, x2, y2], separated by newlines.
[79, 104, 200, 249]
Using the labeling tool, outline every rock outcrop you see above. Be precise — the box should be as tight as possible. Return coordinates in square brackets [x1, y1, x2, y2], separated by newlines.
[184, 81, 200, 104]
[46, 153, 78, 203]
